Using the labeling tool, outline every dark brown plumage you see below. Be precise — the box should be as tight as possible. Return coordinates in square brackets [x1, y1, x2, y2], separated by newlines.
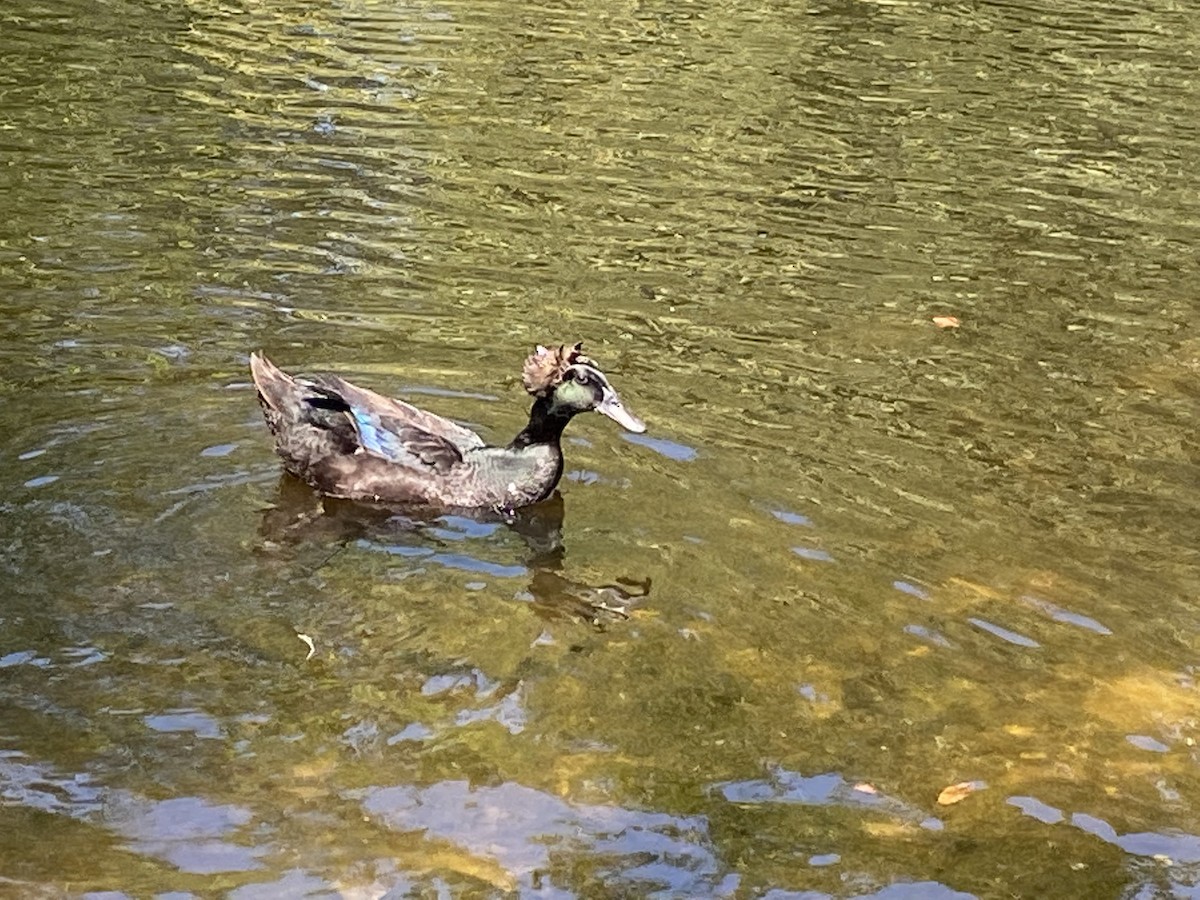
[250, 345, 644, 510]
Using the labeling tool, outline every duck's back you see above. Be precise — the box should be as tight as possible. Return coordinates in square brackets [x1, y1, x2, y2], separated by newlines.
[251, 353, 469, 502]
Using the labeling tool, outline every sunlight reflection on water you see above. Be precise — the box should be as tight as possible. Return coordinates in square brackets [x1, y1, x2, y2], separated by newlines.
[360, 779, 726, 896]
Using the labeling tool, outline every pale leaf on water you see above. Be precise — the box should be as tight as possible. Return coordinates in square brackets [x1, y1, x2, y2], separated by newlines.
[938, 780, 986, 805]
[297, 632, 316, 661]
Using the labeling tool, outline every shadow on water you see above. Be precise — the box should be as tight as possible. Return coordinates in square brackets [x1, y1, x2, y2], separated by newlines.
[258, 476, 651, 628]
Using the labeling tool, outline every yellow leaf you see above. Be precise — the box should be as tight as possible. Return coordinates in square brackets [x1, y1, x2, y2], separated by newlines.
[938, 780, 986, 805]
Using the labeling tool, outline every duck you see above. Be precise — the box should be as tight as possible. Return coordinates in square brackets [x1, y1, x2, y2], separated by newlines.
[249, 342, 645, 510]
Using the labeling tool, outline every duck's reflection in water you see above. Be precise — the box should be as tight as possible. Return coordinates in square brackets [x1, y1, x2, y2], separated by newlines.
[258, 475, 649, 627]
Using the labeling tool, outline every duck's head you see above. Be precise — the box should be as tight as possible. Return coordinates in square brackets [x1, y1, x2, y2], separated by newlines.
[523, 342, 645, 433]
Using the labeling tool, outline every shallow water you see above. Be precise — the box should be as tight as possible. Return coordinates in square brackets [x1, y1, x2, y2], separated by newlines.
[2, 0, 1199, 896]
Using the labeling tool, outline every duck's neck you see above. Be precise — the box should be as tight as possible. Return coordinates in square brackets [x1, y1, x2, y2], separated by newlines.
[509, 397, 573, 449]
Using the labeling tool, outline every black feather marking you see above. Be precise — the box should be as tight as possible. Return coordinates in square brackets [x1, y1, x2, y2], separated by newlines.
[304, 394, 352, 413]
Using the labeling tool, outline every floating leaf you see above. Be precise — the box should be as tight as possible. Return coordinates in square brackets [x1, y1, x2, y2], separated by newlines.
[932, 315, 961, 329]
[297, 632, 316, 661]
[938, 780, 986, 805]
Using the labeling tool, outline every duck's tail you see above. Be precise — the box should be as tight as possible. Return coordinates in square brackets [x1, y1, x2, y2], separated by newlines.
[249, 351, 295, 414]
[250, 351, 307, 454]
[249, 352, 358, 482]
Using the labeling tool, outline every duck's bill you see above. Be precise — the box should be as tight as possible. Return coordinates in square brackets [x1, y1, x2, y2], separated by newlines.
[596, 390, 646, 433]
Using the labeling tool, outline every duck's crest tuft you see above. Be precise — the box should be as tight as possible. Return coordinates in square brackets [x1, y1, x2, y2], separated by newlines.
[522, 341, 588, 397]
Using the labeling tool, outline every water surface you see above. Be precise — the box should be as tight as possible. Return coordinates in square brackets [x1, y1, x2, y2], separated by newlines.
[2, 0, 1199, 896]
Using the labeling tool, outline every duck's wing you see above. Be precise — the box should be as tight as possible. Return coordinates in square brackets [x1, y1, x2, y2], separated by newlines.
[301, 379, 468, 475]
[251, 353, 480, 478]
[309, 373, 486, 455]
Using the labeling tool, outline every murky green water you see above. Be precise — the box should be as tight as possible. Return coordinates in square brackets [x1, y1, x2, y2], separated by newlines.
[2, 0, 1199, 895]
